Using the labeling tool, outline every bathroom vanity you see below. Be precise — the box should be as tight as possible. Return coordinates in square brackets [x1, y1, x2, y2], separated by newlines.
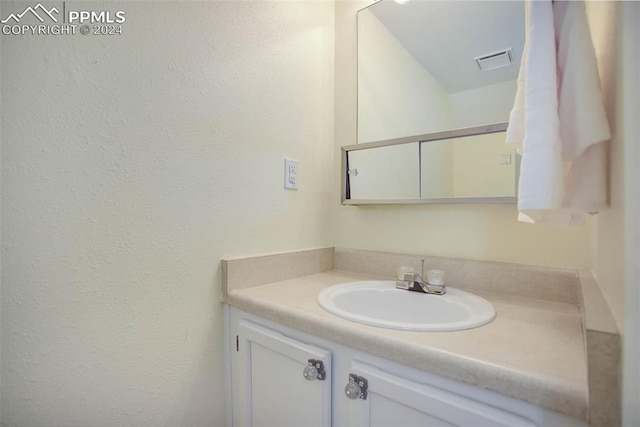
[229, 307, 586, 427]
[222, 248, 619, 427]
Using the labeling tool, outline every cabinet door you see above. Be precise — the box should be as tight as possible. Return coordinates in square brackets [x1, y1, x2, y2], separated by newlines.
[232, 319, 331, 427]
[343, 361, 535, 427]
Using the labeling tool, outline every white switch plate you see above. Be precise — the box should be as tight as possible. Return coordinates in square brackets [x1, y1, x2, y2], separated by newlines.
[284, 158, 298, 190]
[500, 154, 512, 165]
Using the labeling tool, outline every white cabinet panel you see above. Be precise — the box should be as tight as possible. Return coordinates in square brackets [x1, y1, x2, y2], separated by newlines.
[227, 309, 587, 427]
[370, 396, 454, 427]
[232, 319, 331, 427]
[346, 361, 535, 427]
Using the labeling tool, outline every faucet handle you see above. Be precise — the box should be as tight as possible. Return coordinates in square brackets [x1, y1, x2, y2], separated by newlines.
[395, 271, 415, 290]
[426, 283, 447, 295]
[426, 269, 445, 286]
[402, 272, 417, 281]
[425, 269, 446, 295]
[395, 280, 410, 290]
[396, 266, 415, 280]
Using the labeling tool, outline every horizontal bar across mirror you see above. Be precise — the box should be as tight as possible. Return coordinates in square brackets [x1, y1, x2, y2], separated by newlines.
[357, 0, 524, 144]
[342, 123, 519, 205]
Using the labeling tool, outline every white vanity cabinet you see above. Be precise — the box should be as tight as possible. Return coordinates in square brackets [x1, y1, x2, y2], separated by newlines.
[343, 361, 536, 427]
[227, 308, 586, 427]
[231, 318, 332, 427]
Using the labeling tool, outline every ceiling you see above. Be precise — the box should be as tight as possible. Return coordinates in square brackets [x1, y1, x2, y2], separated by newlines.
[368, 0, 525, 93]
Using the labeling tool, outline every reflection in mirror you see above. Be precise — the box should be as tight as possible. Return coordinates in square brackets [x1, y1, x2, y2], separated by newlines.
[342, 123, 518, 205]
[347, 142, 420, 200]
[420, 132, 516, 199]
[358, 0, 524, 144]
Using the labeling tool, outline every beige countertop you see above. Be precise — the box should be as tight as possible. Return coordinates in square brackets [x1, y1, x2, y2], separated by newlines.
[223, 269, 588, 420]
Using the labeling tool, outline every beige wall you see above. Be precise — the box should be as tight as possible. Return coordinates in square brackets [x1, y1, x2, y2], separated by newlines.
[419, 133, 515, 199]
[451, 132, 515, 198]
[586, 2, 640, 425]
[621, 5, 640, 425]
[1, 1, 334, 425]
[586, 0, 625, 331]
[449, 80, 518, 128]
[333, 0, 590, 268]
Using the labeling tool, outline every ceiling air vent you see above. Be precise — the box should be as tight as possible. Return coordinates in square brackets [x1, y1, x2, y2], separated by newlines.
[475, 49, 513, 71]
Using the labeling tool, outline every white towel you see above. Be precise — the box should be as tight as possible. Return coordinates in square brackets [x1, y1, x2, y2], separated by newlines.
[506, 0, 610, 226]
[555, 0, 610, 211]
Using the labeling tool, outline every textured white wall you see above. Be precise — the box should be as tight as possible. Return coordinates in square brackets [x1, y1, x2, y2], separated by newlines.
[1, 1, 334, 425]
[334, 0, 591, 268]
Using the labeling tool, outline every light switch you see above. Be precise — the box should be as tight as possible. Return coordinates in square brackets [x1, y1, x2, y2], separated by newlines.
[284, 158, 298, 190]
[500, 154, 512, 165]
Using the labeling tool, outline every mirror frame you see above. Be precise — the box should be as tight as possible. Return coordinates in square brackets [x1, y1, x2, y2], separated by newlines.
[341, 122, 519, 205]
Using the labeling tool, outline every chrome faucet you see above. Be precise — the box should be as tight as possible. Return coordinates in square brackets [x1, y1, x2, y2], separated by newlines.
[395, 272, 446, 295]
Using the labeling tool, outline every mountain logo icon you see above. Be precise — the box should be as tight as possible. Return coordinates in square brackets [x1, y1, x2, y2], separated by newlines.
[1, 3, 59, 24]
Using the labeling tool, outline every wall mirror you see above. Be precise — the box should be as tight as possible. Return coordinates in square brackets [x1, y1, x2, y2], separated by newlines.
[344, 0, 524, 205]
[358, 0, 524, 143]
[342, 123, 519, 204]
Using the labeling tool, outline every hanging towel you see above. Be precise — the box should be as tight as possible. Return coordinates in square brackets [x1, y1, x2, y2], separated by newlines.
[507, 0, 565, 222]
[506, 0, 610, 225]
[555, 0, 610, 211]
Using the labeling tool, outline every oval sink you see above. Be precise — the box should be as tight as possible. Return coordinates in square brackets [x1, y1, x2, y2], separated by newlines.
[317, 281, 496, 332]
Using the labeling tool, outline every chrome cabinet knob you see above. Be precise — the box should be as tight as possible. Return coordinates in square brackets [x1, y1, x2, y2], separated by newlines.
[303, 365, 319, 381]
[304, 359, 326, 381]
[345, 374, 368, 400]
[344, 381, 361, 399]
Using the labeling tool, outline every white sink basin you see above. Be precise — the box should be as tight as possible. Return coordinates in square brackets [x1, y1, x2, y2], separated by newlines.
[317, 281, 496, 332]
